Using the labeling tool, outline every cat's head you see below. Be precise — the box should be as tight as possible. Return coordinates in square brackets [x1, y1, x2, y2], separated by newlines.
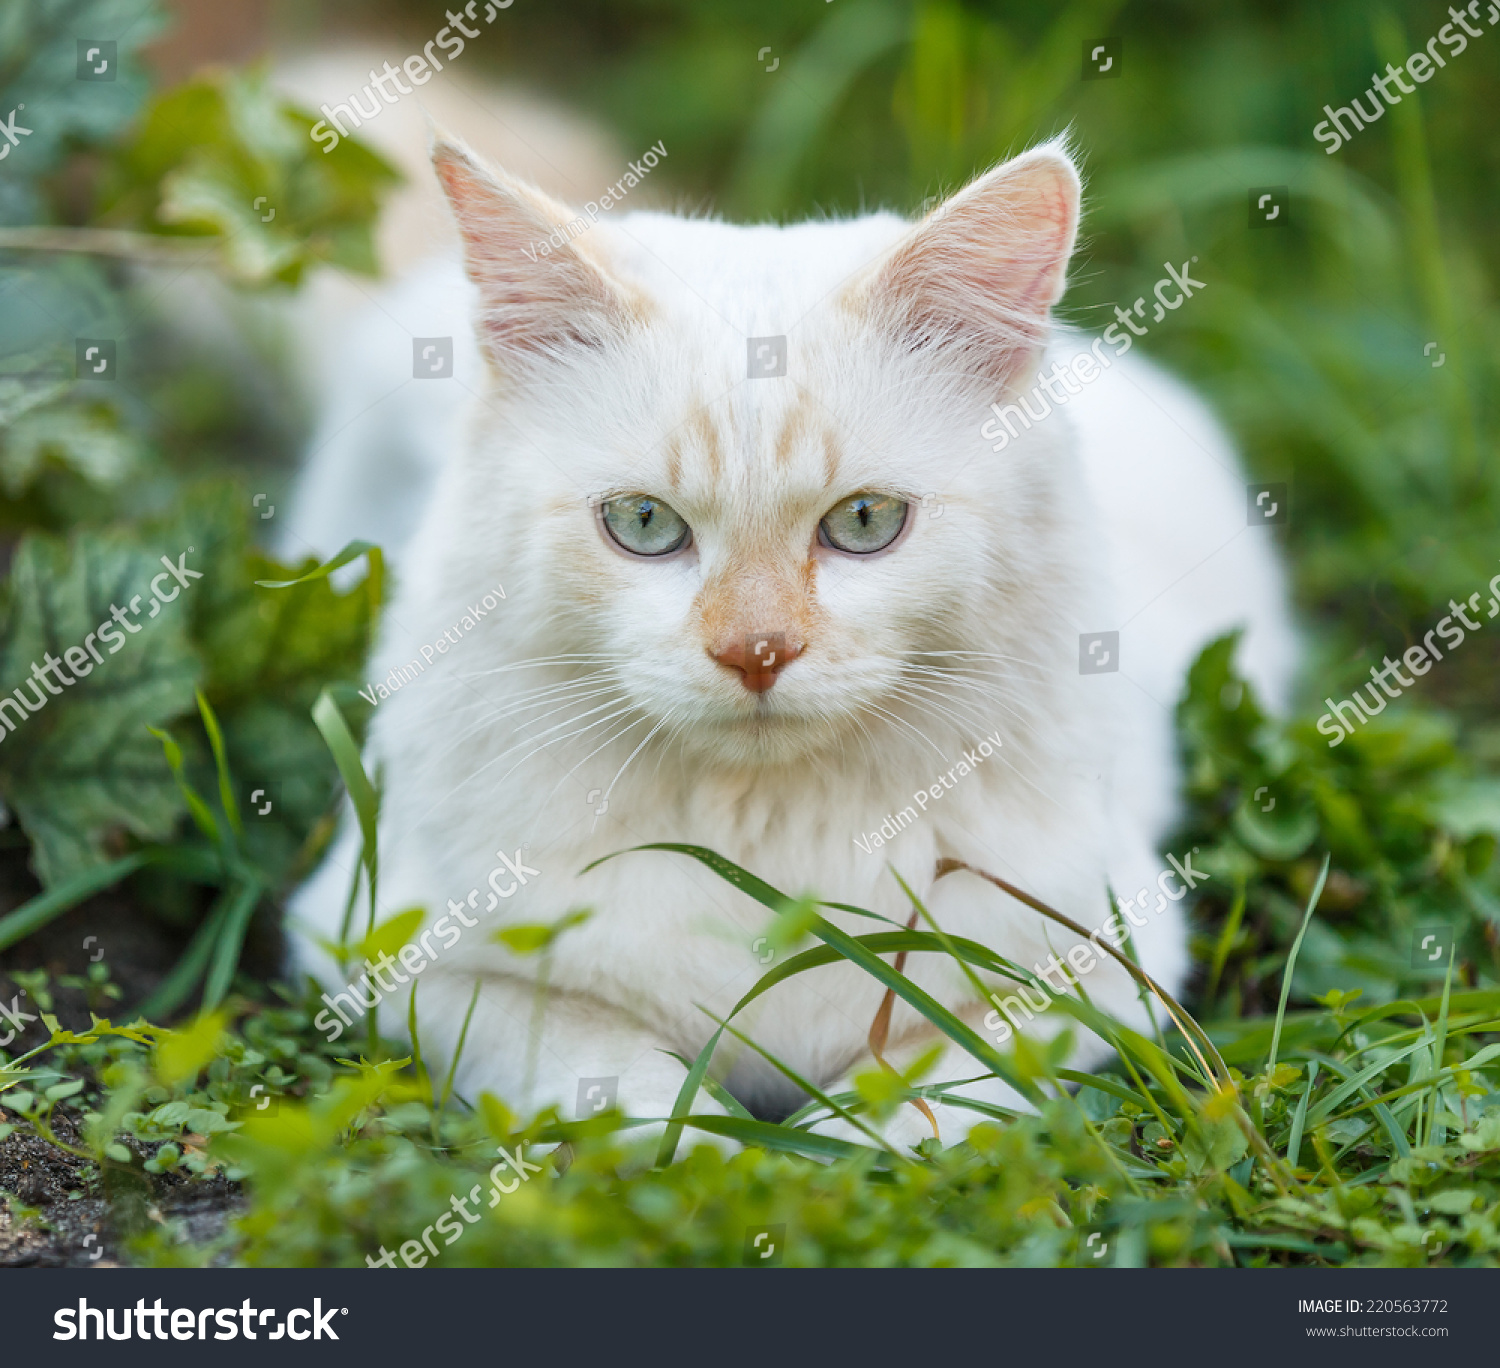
[433, 138, 1087, 771]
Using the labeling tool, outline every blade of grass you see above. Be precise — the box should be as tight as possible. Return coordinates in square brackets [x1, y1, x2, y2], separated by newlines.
[0, 852, 151, 953]
[893, 870, 1150, 1190]
[195, 689, 243, 843]
[661, 1049, 755, 1122]
[697, 1075, 755, 1121]
[137, 892, 233, 1021]
[438, 979, 482, 1116]
[1426, 941, 1457, 1148]
[1325, 1043, 1500, 1122]
[1268, 853, 1330, 1075]
[201, 879, 261, 1009]
[656, 1026, 727, 1168]
[585, 844, 1045, 1105]
[1204, 875, 1247, 1011]
[255, 538, 381, 589]
[408, 977, 433, 1108]
[148, 725, 222, 853]
[1286, 1061, 1319, 1167]
[669, 1112, 894, 1165]
[935, 858, 1229, 1088]
[312, 689, 379, 935]
[699, 1007, 908, 1159]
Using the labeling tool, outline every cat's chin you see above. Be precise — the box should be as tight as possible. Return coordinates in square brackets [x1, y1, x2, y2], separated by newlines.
[668, 699, 863, 769]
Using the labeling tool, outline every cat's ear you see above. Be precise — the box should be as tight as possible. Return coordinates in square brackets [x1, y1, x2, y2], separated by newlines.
[432, 136, 637, 365]
[856, 142, 1080, 382]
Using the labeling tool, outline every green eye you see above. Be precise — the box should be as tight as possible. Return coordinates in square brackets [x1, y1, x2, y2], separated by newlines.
[819, 493, 908, 554]
[600, 495, 691, 556]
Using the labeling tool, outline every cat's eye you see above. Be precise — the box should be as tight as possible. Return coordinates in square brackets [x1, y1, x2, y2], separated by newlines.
[599, 494, 691, 557]
[818, 493, 908, 555]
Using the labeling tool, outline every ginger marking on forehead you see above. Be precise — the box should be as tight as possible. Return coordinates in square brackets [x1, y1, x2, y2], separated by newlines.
[822, 427, 842, 489]
[687, 405, 723, 483]
[664, 434, 682, 492]
[773, 395, 814, 469]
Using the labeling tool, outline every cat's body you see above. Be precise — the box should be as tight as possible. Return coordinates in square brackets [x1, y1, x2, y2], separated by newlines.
[288, 139, 1296, 1145]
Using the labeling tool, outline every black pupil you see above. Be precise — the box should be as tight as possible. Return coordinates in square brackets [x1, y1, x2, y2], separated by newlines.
[855, 500, 872, 526]
[636, 501, 655, 527]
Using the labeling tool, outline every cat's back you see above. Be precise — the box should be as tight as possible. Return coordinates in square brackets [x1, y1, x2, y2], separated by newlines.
[1063, 337, 1298, 715]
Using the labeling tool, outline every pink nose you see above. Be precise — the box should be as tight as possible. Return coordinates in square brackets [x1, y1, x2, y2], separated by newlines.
[712, 633, 802, 692]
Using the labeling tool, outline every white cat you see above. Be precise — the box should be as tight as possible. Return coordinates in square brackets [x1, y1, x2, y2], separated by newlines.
[287, 135, 1297, 1150]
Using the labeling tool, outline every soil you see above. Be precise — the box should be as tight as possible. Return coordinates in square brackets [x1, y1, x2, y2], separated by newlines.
[0, 841, 282, 1266]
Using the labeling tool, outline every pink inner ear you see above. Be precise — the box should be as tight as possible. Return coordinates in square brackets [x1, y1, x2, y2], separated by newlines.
[874, 151, 1080, 381]
[433, 144, 626, 358]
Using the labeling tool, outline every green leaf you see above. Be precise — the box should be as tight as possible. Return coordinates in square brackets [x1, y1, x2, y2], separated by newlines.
[1181, 1110, 1249, 1175]
[491, 910, 590, 957]
[355, 907, 426, 966]
[254, 539, 382, 593]
[102, 69, 400, 286]
[153, 1010, 229, 1087]
[0, 404, 141, 496]
[492, 924, 553, 955]
[0, 531, 200, 885]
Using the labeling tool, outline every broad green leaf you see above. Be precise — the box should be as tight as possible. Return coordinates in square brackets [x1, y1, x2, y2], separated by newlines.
[491, 909, 591, 957]
[102, 68, 400, 286]
[0, 531, 199, 885]
[154, 1010, 229, 1087]
[0, 405, 140, 495]
[1181, 1110, 1249, 1175]
[356, 907, 426, 965]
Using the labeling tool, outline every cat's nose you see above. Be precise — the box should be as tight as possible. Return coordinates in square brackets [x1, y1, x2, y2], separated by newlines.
[712, 633, 803, 692]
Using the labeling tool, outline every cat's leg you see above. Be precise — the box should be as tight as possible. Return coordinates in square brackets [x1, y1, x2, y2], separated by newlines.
[406, 971, 730, 1148]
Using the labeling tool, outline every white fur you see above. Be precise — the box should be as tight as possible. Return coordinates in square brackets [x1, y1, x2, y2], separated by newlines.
[287, 145, 1297, 1146]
